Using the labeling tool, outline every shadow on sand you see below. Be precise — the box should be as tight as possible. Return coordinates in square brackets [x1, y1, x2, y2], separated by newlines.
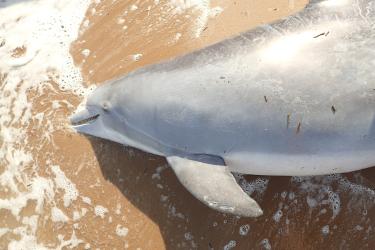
[87, 136, 375, 250]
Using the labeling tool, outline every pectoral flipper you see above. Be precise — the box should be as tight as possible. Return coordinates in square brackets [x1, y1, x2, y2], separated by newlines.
[167, 156, 263, 217]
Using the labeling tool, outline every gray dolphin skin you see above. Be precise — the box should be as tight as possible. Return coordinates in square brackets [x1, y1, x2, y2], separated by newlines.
[71, 0, 375, 217]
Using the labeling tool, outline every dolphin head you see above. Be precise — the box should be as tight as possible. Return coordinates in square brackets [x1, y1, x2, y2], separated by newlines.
[70, 82, 127, 144]
[70, 78, 166, 156]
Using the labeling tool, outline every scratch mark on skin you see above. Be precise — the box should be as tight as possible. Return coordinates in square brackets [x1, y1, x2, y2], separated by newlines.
[287, 114, 291, 129]
[313, 32, 325, 38]
[313, 31, 329, 38]
[331, 105, 336, 114]
[264, 95, 268, 103]
[296, 122, 302, 134]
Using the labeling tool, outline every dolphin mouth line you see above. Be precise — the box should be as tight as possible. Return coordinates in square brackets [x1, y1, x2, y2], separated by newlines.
[71, 114, 100, 126]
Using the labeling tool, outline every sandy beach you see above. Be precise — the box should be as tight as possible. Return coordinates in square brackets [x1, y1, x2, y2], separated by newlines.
[1, 0, 375, 249]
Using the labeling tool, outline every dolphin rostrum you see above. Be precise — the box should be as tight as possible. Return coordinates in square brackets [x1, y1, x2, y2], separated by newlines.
[71, 0, 375, 217]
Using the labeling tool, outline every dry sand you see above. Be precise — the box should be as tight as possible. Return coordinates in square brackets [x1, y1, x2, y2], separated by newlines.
[1, 0, 375, 249]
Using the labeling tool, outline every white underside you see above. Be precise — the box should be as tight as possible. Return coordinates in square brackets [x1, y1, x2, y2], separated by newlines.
[224, 151, 375, 176]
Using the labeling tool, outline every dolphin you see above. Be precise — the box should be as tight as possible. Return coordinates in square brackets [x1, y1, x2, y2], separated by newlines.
[71, 0, 375, 217]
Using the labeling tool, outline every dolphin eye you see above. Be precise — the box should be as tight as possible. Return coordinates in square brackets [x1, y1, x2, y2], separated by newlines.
[102, 101, 110, 111]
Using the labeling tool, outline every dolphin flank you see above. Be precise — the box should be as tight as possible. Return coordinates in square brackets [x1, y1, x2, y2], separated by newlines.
[71, 0, 375, 217]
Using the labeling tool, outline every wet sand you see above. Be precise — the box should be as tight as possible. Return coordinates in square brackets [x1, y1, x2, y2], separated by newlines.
[1, 0, 375, 249]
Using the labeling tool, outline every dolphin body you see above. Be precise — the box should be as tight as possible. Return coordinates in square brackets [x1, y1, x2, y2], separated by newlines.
[71, 0, 375, 217]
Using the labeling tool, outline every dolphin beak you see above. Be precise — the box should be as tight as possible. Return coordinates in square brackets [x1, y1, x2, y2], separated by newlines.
[69, 107, 123, 145]
[70, 107, 100, 129]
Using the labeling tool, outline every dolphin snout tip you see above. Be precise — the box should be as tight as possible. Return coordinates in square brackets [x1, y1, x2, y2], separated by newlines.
[70, 108, 100, 127]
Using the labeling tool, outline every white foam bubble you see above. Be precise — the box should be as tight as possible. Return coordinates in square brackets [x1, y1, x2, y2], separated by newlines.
[168, 0, 223, 37]
[184, 232, 193, 240]
[327, 191, 341, 218]
[94, 205, 108, 218]
[272, 209, 283, 223]
[306, 196, 318, 208]
[234, 174, 269, 198]
[280, 191, 288, 199]
[168, 204, 185, 219]
[81, 49, 91, 57]
[209, 6, 223, 17]
[223, 240, 236, 250]
[239, 224, 250, 236]
[51, 207, 69, 223]
[132, 53, 143, 61]
[175, 32, 182, 42]
[81, 207, 88, 216]
[130, 4, 138, 11]
[117, 18, 126, 24]
[81, 196, 92, 205]
[57, 230, 84, 249]
[8, 234, 49, 250]
[321, 225, 330, 235]
[260, 238, 272, 250]
[73, 210, 81, 221]
[116, 225, 129, 237]
[51, 165, 79, 207]
[115, 204, 122, 215]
